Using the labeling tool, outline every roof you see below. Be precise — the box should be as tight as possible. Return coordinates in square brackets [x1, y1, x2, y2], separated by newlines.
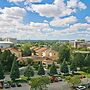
[17, 56, 52, 62]
[0, 41, 13, 44]
[36, 47, 48, 53]
[33, 47, 40, 51]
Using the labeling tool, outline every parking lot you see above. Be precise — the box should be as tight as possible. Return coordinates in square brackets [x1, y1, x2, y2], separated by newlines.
[3, 78, 90, 90]
[48, 81, 71, 90]
[4, 83, 29, 90]
[3, 81, 71, 90]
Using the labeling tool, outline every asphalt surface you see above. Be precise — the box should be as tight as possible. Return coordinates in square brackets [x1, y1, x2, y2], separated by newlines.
[4, 75, 90, 90]
[3, 81, 72, 90]
[3, 83, 29, 90]
[48, 81, 72, 90]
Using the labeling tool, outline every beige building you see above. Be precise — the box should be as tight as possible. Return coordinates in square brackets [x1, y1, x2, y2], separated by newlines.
[31, 46, 59, 61]
[1, 48, 22, 57]
[18, 46, 59, 66]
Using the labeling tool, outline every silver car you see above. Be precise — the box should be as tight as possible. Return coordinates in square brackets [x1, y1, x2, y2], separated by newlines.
[76, 86, 86, 90]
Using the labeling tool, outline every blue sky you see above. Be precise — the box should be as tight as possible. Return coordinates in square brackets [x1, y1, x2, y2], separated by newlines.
[0, 0, 90, 40]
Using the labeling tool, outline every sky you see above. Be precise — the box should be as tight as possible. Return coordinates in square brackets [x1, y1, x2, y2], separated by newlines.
[0, 0, 90, 40]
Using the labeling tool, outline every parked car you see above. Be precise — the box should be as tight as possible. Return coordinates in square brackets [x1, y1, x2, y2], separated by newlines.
[0, 80, 4, 89]
[11, 83, 16, 87]
[50, 76, 58, 83]
[57, 77, 62, 81]
[83, 83, 90, 89]
[4, 82, 10, 89]
[76, 86, 86, 90]
[16, 83, 22, 87]
[86, 83, 90, 88]
[80, 75, 86, 79]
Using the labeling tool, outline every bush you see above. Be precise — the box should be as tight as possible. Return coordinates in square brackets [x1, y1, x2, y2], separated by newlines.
[19, 76, 28, 81]
[30, 76, 50, 90]
[65, 76, 71, 81]
[33, 64, 39, 70]
[63, 73, 70, 76]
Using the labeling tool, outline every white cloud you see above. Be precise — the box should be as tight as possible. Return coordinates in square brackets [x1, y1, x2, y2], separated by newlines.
[0, 7, 52, 39]
[0, 7, 26, 33]
[31, 4, 74, 17]
[0, 0, 89, 40]
[67, 0, 86, 9]
[8, 0, 25, 3]
[85, 16, 90, 23]
[46, 23, 90, 40]
[8, 0, 42, 3]
[26, 0, 42, 3]
[59, 23, 90, 33]
[50, 16, 78, 27]
[78, 1, 87, 9]
[31, 0, 87, 18]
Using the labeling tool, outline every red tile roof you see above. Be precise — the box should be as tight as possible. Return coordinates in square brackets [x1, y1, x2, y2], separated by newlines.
[36, 47, 48, 53]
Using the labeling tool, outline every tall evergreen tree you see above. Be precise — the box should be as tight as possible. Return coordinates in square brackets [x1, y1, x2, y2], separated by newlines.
[24, 65, 34, 79]
[10, 57, 20, 81]
[70, 60, 77, 74]
[0, 61, 5, 80]
[61, 60, 69, 73]
[50, 62, 57, 75]
[38, 62, 45, 75]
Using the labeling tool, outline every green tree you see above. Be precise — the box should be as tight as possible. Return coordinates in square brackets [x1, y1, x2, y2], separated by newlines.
[84, 54, 90, 67]
[24, 65, 34, 79]
[50, 62, 57, 75]
[30, 76, 50, 90]
[72, 53, 85, 68]
[68, 76, 81, 87]
[70, 60, 77, 74]
[33, 63, 39, 71]
[0, 62, 5, 80]
[22, 47, 32, 56]
[10, 57, 20, 81]
[26, 58, 33, 65]
[0, 50, 15, 72]
[38, 62, 45, 75]
[61, 60, 69, 73]
[59, 44, 70, 63]
[70, 54, 77, 74]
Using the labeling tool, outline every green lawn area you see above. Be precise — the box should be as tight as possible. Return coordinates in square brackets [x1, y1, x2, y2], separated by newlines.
[76, 71, 90, 78]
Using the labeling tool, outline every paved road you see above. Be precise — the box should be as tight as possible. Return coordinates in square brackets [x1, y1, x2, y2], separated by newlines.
[48, 81, 71, 90]
[3, 81, 71, 90]
[3, 83, 29, 90]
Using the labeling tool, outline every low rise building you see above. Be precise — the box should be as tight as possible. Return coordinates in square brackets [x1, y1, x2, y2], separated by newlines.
[1, 48, 22, 57]
[0, 38, 17, 48]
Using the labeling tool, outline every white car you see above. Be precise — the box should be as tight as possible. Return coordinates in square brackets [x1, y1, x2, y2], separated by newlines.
[76, 86, 86, 90]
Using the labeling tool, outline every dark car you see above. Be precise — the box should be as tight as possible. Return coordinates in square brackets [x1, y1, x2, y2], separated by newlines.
[16, 83, 22, 87]
[11, 83, 16, 87]
[0, 80, 4, 89]
[87, 83, 90, 88]
[80, 75, 86, 79]
[84, 83, 90, 89]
